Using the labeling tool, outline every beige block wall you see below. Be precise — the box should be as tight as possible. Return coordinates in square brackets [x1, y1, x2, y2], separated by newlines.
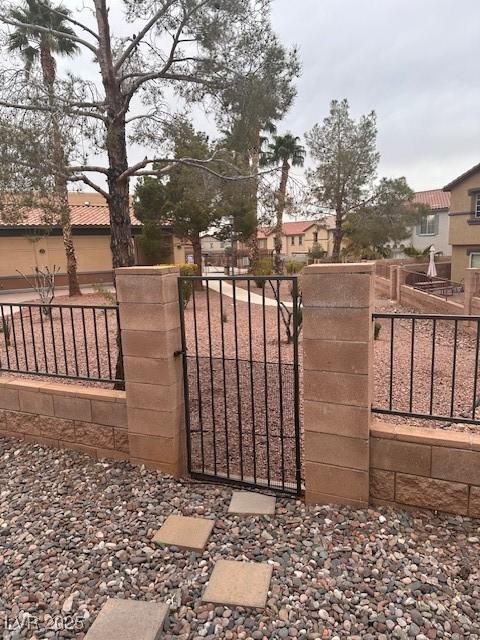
[0, 378, 128, 460]
[0, 235, 113, 277]
[399, 284, 464, 315]
[370, 421, 480, 517]
[302, 262, 374, 507]
[116, 265, 185, 477]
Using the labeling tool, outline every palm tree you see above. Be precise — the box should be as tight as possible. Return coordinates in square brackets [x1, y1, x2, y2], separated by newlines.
[8, 0, 82, 296]
[261, 133, 306, 273]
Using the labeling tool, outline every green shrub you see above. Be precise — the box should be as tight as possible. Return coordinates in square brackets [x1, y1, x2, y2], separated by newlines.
[250, 257, 274, 288]
[285, 260, 304, 275]
[374, 320, 382, 340]
[178, 263, 198, 308]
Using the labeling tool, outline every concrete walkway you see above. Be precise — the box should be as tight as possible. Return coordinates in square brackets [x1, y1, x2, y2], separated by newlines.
[207, 279, 293, 309]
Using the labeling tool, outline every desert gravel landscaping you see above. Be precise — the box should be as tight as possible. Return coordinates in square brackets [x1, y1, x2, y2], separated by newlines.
[1, 438, 480, 639]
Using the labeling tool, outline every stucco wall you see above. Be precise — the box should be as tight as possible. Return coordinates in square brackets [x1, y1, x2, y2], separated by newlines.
[451, 245, 472, 283]
[410, 210, 450, 255]
[370, 421, 480, 517]
[449, 169, 480, 212]
[0, 235, 113, 278]
[0, 378, 128, 460]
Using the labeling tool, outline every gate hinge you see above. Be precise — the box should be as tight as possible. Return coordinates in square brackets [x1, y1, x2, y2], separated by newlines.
[174, 350, 185, 357]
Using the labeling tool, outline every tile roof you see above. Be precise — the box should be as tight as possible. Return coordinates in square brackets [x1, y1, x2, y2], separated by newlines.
[413, 189, 450, 211]
[443, 162, 480, 191]
[0, 197, 142, 228]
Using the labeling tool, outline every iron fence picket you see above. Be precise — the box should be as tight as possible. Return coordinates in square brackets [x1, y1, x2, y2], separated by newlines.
[373, 312, 480, 425]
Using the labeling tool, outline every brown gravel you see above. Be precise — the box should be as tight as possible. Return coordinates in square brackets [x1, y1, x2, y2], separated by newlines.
[0, 293, 119, 386]
[374, 298, 480, 433]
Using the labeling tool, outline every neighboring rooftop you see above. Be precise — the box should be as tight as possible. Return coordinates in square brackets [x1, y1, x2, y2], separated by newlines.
[413, 189, 451, 211]
[443, 162, 480, 192]
[0, 192, 142, 229]
[257, 217, 335, 238]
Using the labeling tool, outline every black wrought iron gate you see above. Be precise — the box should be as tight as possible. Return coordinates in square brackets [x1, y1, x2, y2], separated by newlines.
[178, 275, 302, 495]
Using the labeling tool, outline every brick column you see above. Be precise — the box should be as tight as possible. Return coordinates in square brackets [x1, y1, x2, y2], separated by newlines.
[116, 266, 185, 477]
[302, 262, 374, 507]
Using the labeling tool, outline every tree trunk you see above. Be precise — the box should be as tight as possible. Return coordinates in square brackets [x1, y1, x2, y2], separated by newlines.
[247, 147, 260, 266]
[94, 0, 134, 271]
[273, 160, 290, 274]
[192, 235, 203, 290]
[332, 210, 344, 262]
[40, 42, 81, 296]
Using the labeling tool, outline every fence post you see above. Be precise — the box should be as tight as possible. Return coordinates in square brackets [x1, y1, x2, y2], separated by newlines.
[390, 266, 399, 301]
[397, 266, 407, 302]
[464, 268, 480, 315]
[116, 265, 185, 477]
[302, 262, 374, 506]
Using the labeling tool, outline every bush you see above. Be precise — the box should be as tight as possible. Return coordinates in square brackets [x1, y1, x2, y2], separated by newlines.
[285, 260, 304, 275]
[308, 243, 326, 261]
[374, 320, 382, 340]
[250, 257, 274, 288]
[178, 263, 198, 308]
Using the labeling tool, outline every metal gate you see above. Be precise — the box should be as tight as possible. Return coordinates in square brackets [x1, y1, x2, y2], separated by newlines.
[178, 275, 302, 495]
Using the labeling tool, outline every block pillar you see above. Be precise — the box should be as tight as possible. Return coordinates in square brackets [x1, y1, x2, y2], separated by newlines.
[397, 266, 407, 302]
[464, 268, 480, 315]
[116, 266, 185, 476]
[390, 266, 399, 301]
[302, 262, 374, 506]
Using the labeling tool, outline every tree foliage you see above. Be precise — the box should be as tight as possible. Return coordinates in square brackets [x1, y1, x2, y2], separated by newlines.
[0, 0, 293, 271]
[306, 99, 379, 260]
[344, 177, 427, 258]
[260, 133, 305, 273]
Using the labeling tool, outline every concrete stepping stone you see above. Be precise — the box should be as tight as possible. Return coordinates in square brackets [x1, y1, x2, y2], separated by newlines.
[152, 515, 214, 552]
[202, 559, 273, 609]
[228, 491, 276, 515]
[85, 598, 168, 640]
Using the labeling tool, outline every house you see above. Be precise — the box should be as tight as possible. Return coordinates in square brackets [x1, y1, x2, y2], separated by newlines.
[444, 163, 480, 283]
[0, 192, 188, 290]
[257, 217, 337, 260]
[410, 189, 451, 255]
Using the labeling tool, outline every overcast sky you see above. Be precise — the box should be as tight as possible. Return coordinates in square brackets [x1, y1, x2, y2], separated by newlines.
[269, 0, 480, 191]
[57, 0, 480, 194]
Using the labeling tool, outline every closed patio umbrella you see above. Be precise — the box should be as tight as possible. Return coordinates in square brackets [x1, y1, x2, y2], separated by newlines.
[427, 245, 437, 279]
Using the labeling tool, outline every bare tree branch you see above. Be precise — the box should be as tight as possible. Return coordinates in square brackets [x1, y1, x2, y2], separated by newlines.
[68, 174, 110, 200]
[114, 0, 178, 71]
[0, 99, 106, 121]
[67, 165, 109, 175]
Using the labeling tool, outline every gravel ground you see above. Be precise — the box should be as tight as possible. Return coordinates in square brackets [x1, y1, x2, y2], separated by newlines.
[374, 298, 480, 433]
[0, 294, 119, 387]
[1, 285, 479, 436]
[1, 439, 480, 640]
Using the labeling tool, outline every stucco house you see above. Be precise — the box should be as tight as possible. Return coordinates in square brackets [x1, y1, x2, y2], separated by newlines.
[410, 189, 451, 255]
[257, 217, 337, 259]
[444, 163, 480, 283]
[0, 192, 187, 290]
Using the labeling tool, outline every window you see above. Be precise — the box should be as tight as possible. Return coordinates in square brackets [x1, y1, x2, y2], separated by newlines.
[475, 194, 480, 218]
[470, 253, 480, 268]
[299, 235, 303, 245]
[291, 236, 295, 245]
[417, 213, 438, 236]
[313, 231, 318, 243]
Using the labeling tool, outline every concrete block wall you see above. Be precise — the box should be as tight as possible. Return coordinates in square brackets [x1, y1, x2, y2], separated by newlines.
[302, 262, 374, 507]
[0, 378, 128, 460]
[370, 421, 480, 517]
